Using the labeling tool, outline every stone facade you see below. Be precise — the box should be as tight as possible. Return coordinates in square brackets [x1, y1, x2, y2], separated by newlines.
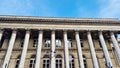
[0, 16, 120, 68]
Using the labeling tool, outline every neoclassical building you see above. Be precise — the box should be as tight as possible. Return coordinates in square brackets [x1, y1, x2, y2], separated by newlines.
[0, 16, 120, 68]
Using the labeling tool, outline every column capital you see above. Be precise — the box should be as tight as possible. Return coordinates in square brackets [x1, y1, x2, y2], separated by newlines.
[74, 29, 79, 31]
[51, 30, 55, 34]
[110, 31, 114, 35]
[0, 29, 4, 32]
[26, 30, 30, 33]
[39, 30, 43, 33]
[63, 30, 67, 34]
[98, 31, 103, 34]
[75, 31, 79, 34]
[24, 28, 31, 31]
[62, 29, 68, 31]
[87, 31, 91, 34]
[10, 28, 18, 30]
[86, 29, 91, 31]
[12, 30, 17, 34]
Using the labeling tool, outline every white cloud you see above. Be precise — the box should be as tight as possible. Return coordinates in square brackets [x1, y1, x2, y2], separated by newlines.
[99, 0, 120, 18]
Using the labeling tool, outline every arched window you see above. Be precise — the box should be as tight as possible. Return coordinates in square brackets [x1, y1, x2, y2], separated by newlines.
[69, 55, 74, 68]
[43, 55, 50, 68]
[29, 55, 36, 68]
[83, 55, 87, 68]
[56, 55, 62, 68]
[15, 55, 20, 68]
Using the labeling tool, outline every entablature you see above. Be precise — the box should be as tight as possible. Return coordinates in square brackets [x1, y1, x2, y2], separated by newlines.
[0, 15, 120, 25]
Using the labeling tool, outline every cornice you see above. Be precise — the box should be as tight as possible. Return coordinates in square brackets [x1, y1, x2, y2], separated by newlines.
[0, 15, 120, 25]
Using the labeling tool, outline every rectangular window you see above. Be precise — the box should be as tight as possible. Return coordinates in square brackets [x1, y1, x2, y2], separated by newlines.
[20, 39, 24, 47]
[98, 40, 102, 48]
[15, 59, 20, 68]
[33, 39, 37, 47]
[80, 39, 83, 47]
[45, 40, 51, 47]
[68, 39, 72, 47]
[56, 39, 61, 47]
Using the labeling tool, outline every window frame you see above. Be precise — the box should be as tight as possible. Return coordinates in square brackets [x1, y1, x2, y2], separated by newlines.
[45, 39, 51, 47]
[29, 58, 35, 68]
[56, 55, 62, 68]
[69, 55, 74, 68]
[80, 39, 83, 47]
[15, 56, 20, 68]
[29, 55, 36, 68]
[83, 55, 87, 68]
[20, 39, 24, 47]
[43, 55, 50, 68]
[33, 39, 38, 47]
[56, 39, 62, 47]
[68, 39, 72, 47]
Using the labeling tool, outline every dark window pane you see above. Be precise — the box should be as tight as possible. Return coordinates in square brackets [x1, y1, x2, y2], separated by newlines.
[43, 64, 45, 68]
[47, 64, 49, 67]
[60, 60, 62, 62]
[56, 64, 58, 68]
[29, 64, 32, 67]
[15, 65, 18, 68]
[16, 60, 19, 63]
[30, 60, 33, 63]
[43, 60, 46, 63]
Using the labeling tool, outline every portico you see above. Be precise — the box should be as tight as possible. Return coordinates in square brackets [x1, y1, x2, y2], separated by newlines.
[0, 16, 120, 68]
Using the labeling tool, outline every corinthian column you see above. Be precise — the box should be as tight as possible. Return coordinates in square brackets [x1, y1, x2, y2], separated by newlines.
[63, 31, 69, 68]
[98, 31, 112, 68]
[35, 31, 43, 68]
[110, 32, 120, 63]
[50, 30, 56, 68]
[18, 30, 30, 68]
[2, 30, 17, 68]
[75, 31, 84, 68]
[87, 31, 99, 68]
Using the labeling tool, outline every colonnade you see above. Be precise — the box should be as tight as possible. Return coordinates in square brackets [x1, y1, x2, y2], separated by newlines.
[0, 29, 120, 68]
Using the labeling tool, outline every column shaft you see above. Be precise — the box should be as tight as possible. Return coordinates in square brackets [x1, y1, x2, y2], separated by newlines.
[87, 31, 99, 68]
[2, 30, 17, 68]
[35, 31, 43, 68]
[50, 31, 55, 68]
[99, 31, 112, 68]
[18, 30, 30, 68]
[75, 31, 84, 68]
[110, 32, 120, 62]
[0, 30, 3, 41]
[64, 31, 69, 68]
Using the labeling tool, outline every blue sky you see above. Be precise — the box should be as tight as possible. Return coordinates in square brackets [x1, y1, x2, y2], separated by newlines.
[0, 0, 120, 19]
